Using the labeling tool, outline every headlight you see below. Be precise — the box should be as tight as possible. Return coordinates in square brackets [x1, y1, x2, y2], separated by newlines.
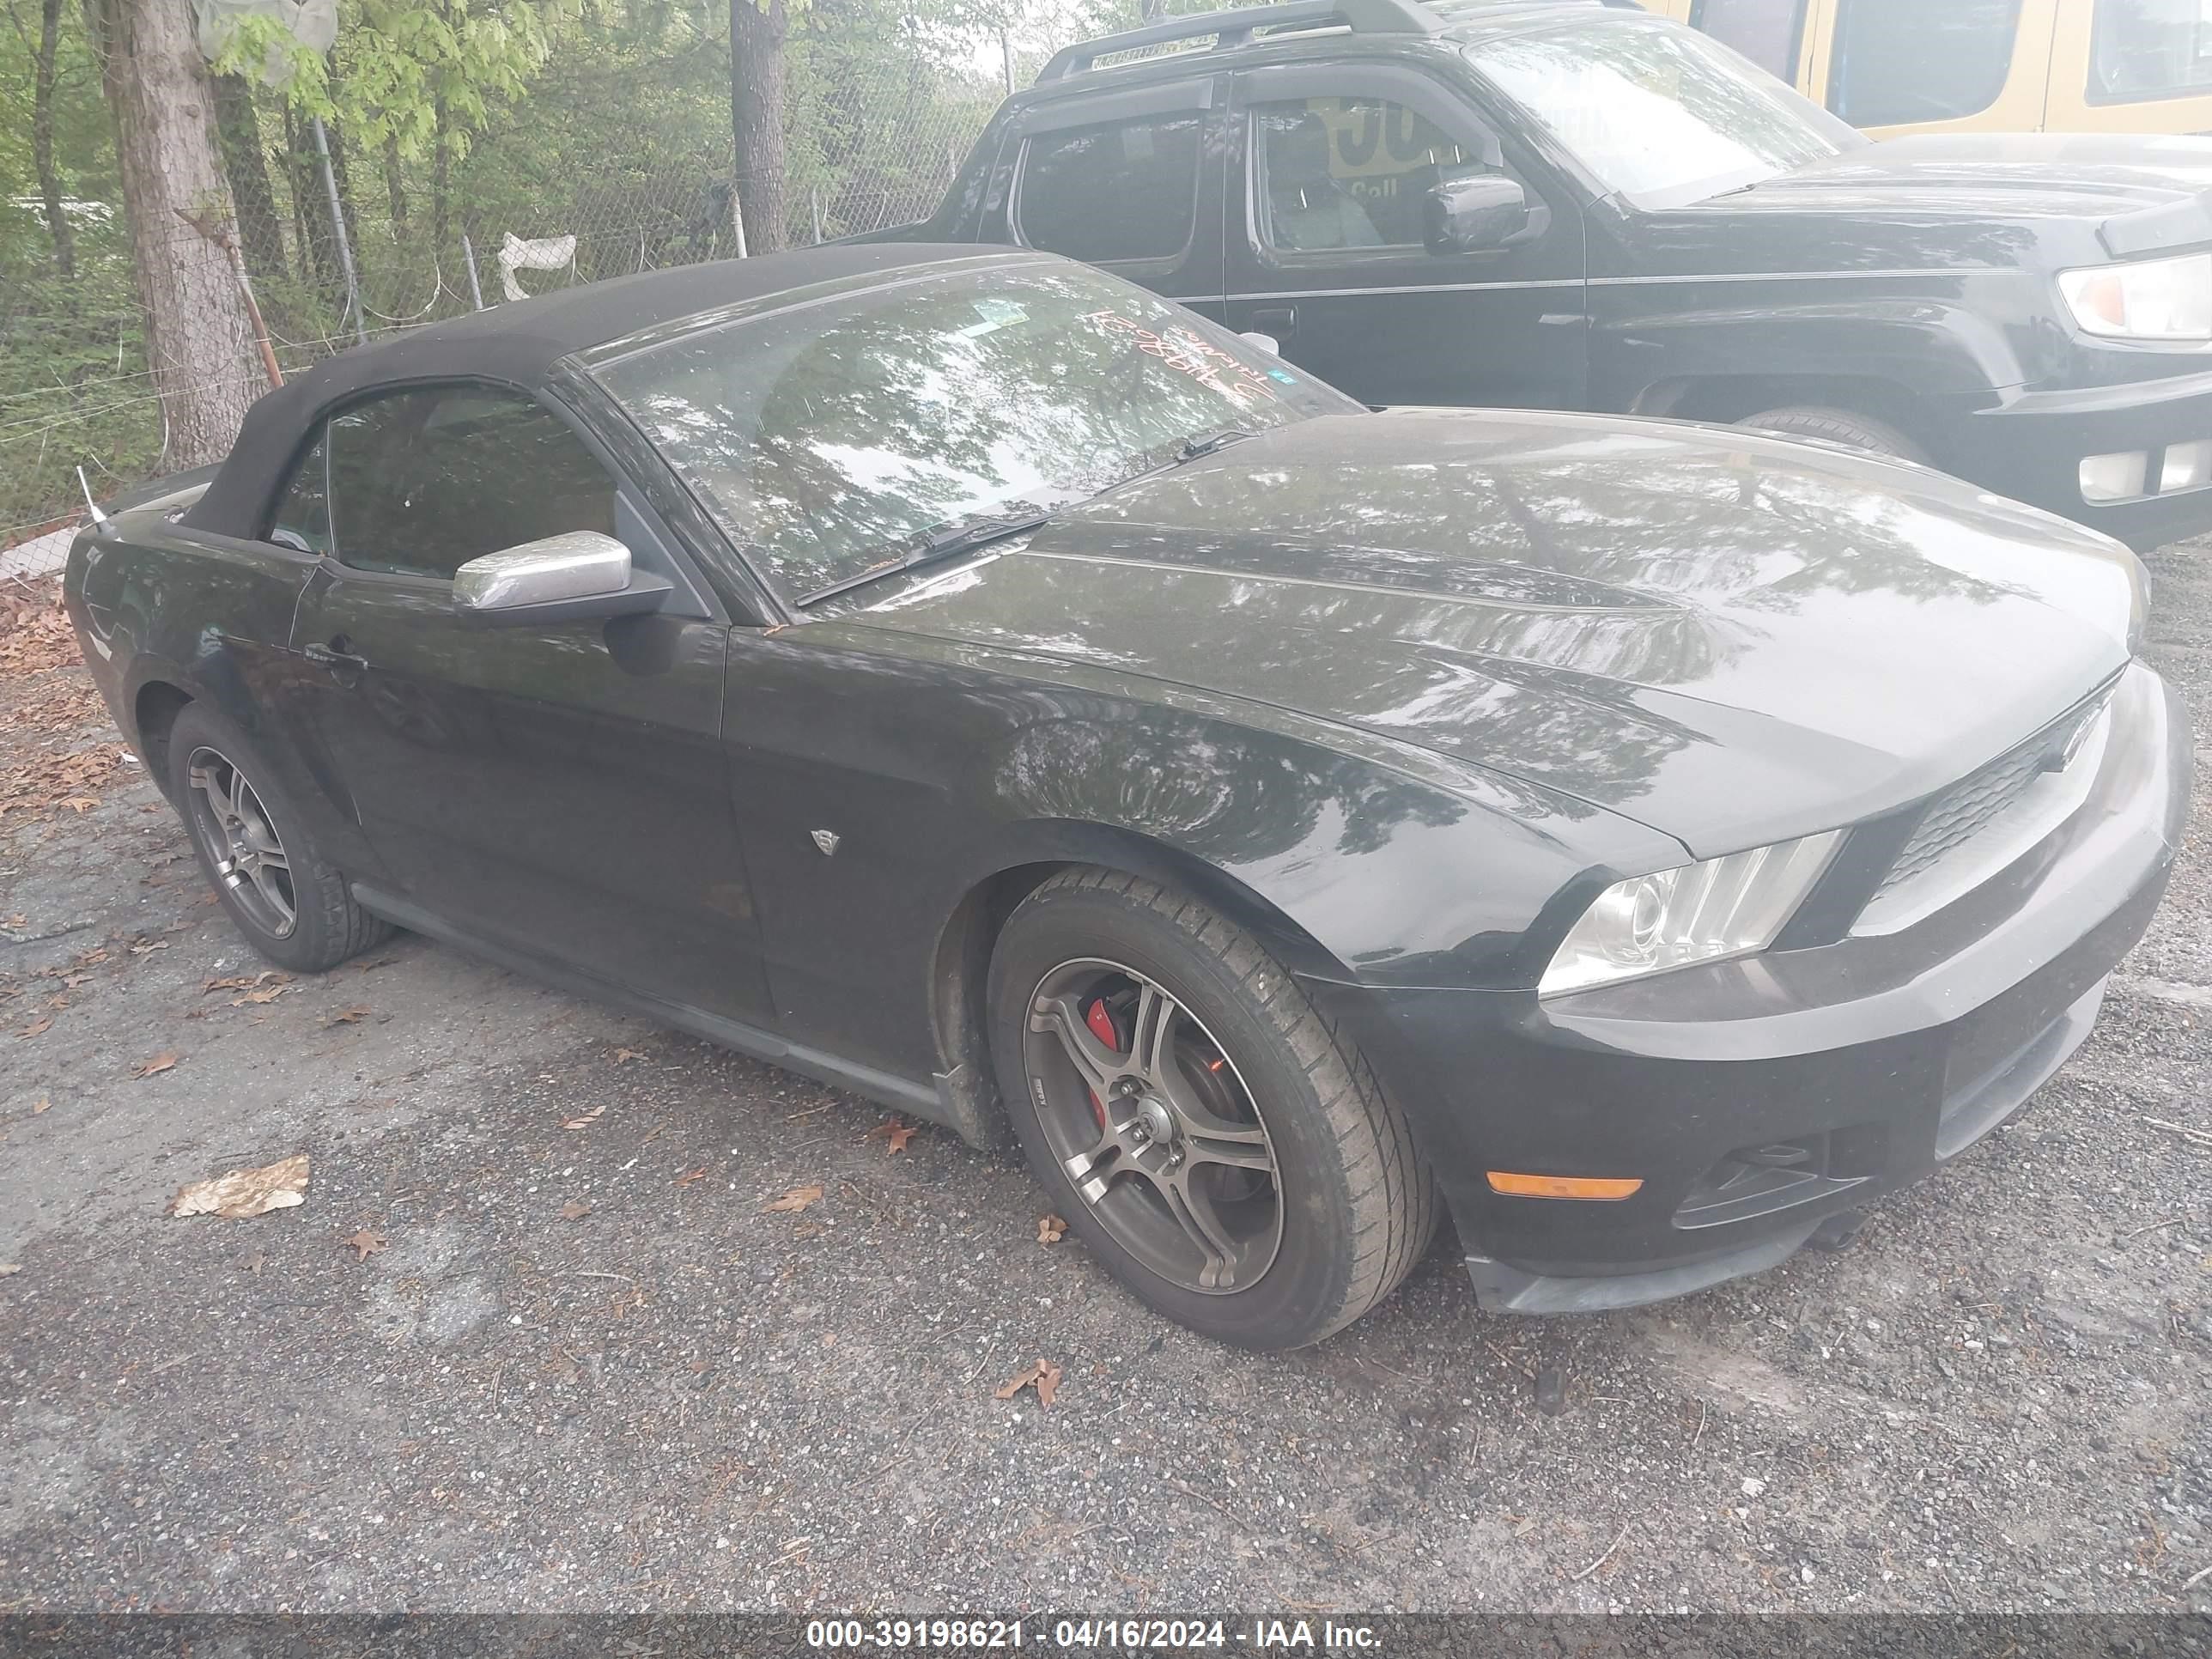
[1540, 831, 1844, 998]
[2058, 252, 2212, 342]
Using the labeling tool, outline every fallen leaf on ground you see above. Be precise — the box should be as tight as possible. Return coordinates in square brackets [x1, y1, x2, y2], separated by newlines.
[611, 1047, 645, 1064]
[323, 1006, 371, 1027]
[994, 1358, 1063, 1408]
[131, 1052, 179, 1078]
[866, 1118, 919, 1154]
[0, 1263, 20, 1277]
[232, 985, 290, 1006]
[559, 1199, 591, 1221]
[32, 1097, 50, 1115]
[204, 971, 288, 996]
[19, 1017, 51, 1039]
[168, 1153, 309, 1218]
[1037, 1214, 1066, 1244]
[344, 1229, 387, 1262]
[128, 939, 168, 956]
[763, 1183, 823, 1213]
[561, 1103, 606, 1130]
[674, 1165, 709, 1188]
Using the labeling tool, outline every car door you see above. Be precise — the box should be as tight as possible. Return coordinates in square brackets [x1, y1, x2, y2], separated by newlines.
[1001, 78, 1230, 325]
[276, 380, 774, 1024]
[1223, 62, 1589, 410]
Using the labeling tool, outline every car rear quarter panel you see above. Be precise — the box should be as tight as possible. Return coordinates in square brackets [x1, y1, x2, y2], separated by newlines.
[64, 515, 349, 848]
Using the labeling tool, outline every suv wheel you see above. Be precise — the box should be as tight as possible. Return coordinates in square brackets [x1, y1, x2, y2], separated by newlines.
[988, 868, 1437, 1349]
[1737, 404, 1929, 465]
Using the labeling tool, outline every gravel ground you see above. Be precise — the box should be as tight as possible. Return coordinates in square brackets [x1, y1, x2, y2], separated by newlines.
[0, 546, 2209, 1617]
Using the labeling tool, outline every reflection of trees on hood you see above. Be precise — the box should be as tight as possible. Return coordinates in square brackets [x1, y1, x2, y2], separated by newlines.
[998, 713, 1466, 865]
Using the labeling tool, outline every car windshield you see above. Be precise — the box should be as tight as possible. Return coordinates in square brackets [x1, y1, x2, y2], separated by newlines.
[595, 262, 1355, 603]
[1466, 21, 1866, 210]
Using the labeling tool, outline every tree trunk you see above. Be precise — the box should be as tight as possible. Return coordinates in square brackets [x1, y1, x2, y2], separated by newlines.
[33, 0, 75, 277]
[431, 95, 450, 250]
[213, 72, 288, 288]
[728, 0, 788, 255]
[383, 131, 408, 228]
[90, 0, 258, 467]
[284, 103, 337, 290]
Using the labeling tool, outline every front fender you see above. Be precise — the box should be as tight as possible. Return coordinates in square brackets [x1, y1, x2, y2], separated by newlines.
[1600, 294, 2033, 414]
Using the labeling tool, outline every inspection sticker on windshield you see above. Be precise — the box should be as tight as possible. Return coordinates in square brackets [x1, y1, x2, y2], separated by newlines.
[955, 298, 1030, 337]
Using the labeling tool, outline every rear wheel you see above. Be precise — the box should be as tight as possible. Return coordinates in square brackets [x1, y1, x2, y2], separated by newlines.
[167, 703, 390, 974]
[988, 869, 1436, 1349]
[1736, 404, 1929, 465]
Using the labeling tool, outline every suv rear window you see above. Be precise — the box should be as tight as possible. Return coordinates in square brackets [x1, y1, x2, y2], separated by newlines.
[1827, 0, 2021, 126]
[2090, 0, 2212, 100]
[1015, 111, 1203, 264]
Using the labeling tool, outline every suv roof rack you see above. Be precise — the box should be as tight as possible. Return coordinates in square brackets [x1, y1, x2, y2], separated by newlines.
[1036, 0, 1444, 83]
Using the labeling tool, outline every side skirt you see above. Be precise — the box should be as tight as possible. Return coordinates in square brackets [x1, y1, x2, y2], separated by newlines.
[350, 884, 975, 1139]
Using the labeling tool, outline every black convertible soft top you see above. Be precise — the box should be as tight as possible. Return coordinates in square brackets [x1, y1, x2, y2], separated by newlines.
[185, 241, 1003, 541]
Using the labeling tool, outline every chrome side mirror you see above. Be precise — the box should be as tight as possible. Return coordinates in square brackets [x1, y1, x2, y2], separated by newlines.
[455, 531, 632, 612]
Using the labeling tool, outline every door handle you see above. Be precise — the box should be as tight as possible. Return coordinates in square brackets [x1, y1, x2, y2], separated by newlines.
[304, 638, 368, 686]
[1249, 305, 1297, 339]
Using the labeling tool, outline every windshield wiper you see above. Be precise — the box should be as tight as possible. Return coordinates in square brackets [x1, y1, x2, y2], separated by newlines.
[795, 509, 1053, 608]
[1095, 428, 1258, 500]
[1176, 428, 1255, 464]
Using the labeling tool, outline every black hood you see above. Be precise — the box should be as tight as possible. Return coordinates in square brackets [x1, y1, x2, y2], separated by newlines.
[1714, 133, 2212, 257]
[836, 410, 2141, 859]
[1636, 132, 2212, 276]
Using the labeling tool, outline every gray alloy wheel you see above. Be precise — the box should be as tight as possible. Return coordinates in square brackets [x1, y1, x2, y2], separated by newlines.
[163, 702, 391, 973]
[184, 744, 297, 939]
[989, 868, 1438, 1348]
[1023, 957, 1283, 1295]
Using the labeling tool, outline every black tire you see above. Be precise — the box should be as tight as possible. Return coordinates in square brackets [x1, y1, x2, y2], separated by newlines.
[166, 702, 391, 974]
[1736, 404, 1930, 465]
[988, 868, 1437, 1349]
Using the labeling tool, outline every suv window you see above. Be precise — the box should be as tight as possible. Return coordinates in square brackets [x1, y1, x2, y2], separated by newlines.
[2091, 0, 2212, 100]
[274, 386, 617, 581]
[1692, 0, 1805, 80]
[1252, 96, 1479, 252]
[1015, 111, 1202, 263]
[1827, 0, 2021, 126]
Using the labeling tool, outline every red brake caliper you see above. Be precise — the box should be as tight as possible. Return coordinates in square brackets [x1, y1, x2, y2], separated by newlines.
[1084, 997, 1125, 1128]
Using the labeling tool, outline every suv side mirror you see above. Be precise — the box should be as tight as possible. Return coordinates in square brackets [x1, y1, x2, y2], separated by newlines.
[453, 530, 671, 626]
[1423, 172, 1531, 255]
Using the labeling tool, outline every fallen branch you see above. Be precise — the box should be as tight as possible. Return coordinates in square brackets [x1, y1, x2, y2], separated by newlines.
[1568, 1520, 1635, 1584]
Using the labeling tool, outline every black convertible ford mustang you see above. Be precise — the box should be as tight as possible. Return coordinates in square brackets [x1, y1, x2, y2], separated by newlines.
[65, 245, 2187, 1347]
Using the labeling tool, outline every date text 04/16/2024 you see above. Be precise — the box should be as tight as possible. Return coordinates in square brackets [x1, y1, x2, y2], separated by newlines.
[802, 1620, 1384, 1650]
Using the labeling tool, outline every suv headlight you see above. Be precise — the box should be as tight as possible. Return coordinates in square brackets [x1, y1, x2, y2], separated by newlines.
[2058, 252, 2212, 342]
[1540, 831, 1844, 998]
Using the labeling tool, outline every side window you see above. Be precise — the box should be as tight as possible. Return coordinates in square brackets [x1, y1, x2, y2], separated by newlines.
[1015, 110, 1202, 263]
[1692, 0, 1807, 81]
[307, 386, 617, 582]
[2091, 0, 2212, 100]
[1827, 0, 2022, 125]
[268, 434, 331, 555]
[1251, 96, 1480, 255]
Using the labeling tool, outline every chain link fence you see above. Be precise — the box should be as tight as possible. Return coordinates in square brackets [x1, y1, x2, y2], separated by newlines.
[0, 15, 1046, 575]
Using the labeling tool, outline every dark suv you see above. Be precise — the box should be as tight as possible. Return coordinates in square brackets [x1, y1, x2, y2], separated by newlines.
[892, 0, 2212, 550]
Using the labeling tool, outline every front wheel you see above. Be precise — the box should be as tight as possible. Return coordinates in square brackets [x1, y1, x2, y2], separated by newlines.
[988, 869, 1437, 1349]
[1736, 404, 1929, 465]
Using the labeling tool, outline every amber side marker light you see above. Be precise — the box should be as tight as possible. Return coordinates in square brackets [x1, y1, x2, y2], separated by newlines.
[1486, 1172, 1644, 1201]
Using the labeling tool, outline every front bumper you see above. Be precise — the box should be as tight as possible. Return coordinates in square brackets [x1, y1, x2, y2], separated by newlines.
[1318, 661, 2189, 1314]
[1950, 364, 2212, 550]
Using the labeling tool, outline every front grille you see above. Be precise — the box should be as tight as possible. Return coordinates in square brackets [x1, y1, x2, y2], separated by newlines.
[1872, 690, 2110, 902]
